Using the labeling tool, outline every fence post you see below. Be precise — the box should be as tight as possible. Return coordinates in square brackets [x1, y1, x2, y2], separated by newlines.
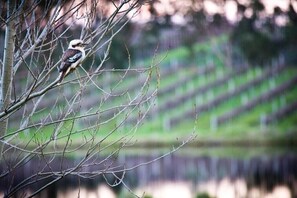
[196, 96, 203, 106]
[247, 69, 254, 80]
[228, 79, 235, 92]
[255, 67, 262, 77]
[280, 96, 286, 108]
[210, 114, 218, 132]
[271, 100, 278, 113]
[269, 78, 276, 90]
[187, 80, 194, 92]
[163, 114, 171, 131]
[207, 90, 214, 102]
[241, 94, 248, 105]
[260, 113, 267, 130]
[216, 68, 224, 79]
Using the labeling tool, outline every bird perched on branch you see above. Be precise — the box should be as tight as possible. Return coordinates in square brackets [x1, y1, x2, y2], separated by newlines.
[58, 39, 87, 83]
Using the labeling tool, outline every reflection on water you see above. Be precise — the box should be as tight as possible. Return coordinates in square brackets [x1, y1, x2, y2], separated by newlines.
[120, 147, 297, 198]
[57, 184, 116, 198]
[0, 146, 296, 198]
[134, 180, 291, 198]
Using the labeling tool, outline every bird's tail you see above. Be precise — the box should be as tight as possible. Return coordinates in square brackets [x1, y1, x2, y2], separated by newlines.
[58, 72, 65, 84]
[58, 67, 75, 84]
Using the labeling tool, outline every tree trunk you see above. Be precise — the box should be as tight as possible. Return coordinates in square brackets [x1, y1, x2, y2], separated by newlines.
[0, 0, 16, 154]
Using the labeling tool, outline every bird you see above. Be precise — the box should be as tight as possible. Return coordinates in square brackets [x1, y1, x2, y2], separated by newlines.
[57, 39, 87, 83]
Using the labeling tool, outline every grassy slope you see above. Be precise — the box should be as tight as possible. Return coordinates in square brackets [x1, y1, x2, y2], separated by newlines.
[11, 35, 297, 148]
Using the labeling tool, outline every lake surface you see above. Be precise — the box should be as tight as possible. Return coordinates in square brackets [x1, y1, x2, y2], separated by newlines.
[0, 146, 296, 198]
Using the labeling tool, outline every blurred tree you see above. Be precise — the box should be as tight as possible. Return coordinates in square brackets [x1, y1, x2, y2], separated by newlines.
[231, 0, 297, 65]
[133, 0, 296, 65]
[182, 9, 207, 60]
[231, 15, 279, 65]
[283, 3, 297, 64]
[108, 19, 135, 69]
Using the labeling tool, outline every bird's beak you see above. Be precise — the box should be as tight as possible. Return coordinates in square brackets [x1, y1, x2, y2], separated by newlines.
[82, 42, 88, 46]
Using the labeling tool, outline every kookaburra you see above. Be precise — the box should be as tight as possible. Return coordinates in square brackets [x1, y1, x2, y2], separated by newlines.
[58, 39, 87, 83]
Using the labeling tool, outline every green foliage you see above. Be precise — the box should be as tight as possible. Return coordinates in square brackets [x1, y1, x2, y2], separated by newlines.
[196, 192, 211, 198]
[283, 24, 297, 64]
[107, 19, 135, 69]
[231, 18, 279, 65]
[231, 1, 297, 65]
[143, 195, 153, 198]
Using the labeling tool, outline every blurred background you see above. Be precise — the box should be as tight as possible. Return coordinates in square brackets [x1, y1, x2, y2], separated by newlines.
[1, 0, 297, 197]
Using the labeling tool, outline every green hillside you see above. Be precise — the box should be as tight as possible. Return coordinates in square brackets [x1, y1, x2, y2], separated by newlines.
[10, 35, 297, 147]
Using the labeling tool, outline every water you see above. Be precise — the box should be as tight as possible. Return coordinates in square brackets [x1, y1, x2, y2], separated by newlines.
[0, 146, 296, 198]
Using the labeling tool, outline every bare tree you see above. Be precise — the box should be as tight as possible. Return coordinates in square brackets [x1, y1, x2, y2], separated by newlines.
[0, 0, 15, 145]
[0, 1, 196, 197]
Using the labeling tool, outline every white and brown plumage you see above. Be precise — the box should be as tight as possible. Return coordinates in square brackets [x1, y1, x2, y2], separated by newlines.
[58, 39, 87, 83]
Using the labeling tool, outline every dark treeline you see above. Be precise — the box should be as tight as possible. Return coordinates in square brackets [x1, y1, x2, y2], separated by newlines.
[1, 0, 296, 68]
[140, 0, 297, 66]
